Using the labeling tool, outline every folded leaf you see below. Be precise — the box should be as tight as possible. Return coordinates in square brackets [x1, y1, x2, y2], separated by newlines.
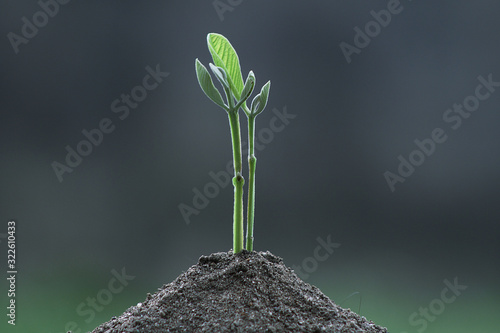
[209, 63, 230, 91]
[195, 59, 226, 109]
[237, 71, 255, 109]
[251, 81, 271, 116]
[250, 94, 261, 113]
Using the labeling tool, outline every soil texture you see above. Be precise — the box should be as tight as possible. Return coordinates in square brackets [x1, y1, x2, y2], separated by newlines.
[89, 250, 388, 332]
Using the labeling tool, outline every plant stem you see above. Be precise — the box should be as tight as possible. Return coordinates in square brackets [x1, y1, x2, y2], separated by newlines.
[228, 111, 244, 253]
[246, 115, 256, 251]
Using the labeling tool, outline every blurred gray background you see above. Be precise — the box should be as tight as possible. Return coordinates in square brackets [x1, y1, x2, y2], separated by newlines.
[1, 1, 499, 332]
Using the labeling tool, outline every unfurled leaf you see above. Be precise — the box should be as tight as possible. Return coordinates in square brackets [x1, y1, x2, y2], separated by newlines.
[195, 59, 226, 109]
[207, 33, 244, 100]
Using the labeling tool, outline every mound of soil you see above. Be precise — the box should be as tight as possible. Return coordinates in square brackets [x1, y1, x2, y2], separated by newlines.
[90, 250, 388, 332]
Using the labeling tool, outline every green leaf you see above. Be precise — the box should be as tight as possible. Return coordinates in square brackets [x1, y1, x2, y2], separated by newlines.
[250, 81, 271, 116]
[195, 59, 226, 110]
[236, 71, 255, 110]
[209, 63, 230, 90]
[207, 33, 244, 100]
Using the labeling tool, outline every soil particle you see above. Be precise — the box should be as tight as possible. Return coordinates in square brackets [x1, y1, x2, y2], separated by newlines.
[89, 250, 388, 333]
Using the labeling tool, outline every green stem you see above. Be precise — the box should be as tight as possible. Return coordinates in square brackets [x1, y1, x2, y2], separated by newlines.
[228, 111, 244, 253]
[246, 116, 256, 251]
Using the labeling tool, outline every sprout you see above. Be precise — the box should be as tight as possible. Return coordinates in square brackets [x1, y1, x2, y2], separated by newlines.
[195, 33, 271, 253]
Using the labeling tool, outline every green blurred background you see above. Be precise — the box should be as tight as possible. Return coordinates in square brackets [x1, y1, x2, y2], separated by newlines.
[1, 1, 499, 332]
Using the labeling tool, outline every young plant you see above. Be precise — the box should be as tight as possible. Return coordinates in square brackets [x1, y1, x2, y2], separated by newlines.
[195, 33, 271, 253]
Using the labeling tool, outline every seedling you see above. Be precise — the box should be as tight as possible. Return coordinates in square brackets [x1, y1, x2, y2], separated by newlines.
[195, 33, 271, 254]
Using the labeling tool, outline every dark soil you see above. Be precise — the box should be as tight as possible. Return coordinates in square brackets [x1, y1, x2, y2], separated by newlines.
[89, 250, 388, 333]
